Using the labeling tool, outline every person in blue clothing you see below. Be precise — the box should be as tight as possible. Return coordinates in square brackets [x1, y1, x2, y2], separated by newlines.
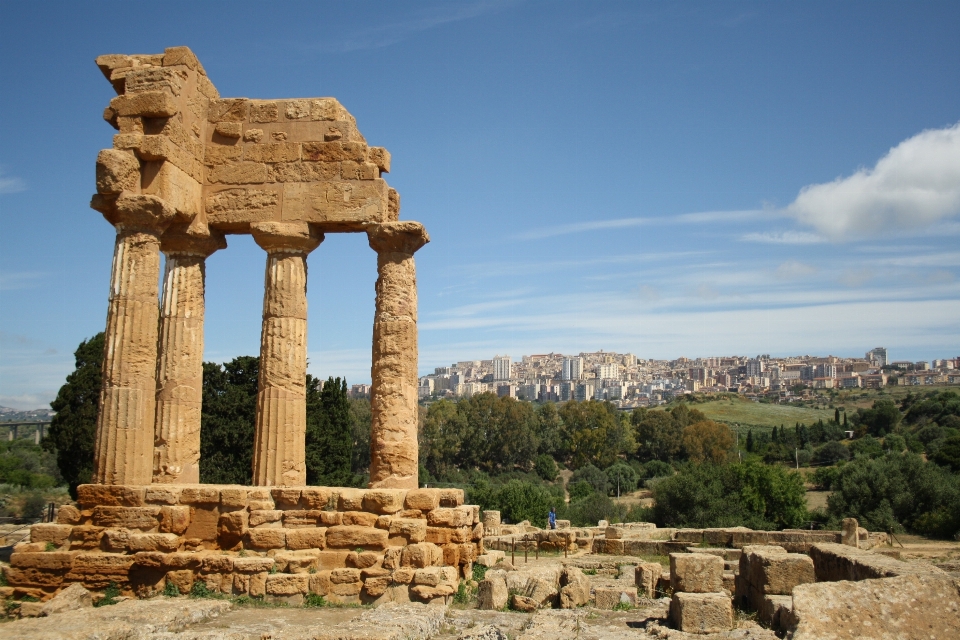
[548, 507, 557, 530]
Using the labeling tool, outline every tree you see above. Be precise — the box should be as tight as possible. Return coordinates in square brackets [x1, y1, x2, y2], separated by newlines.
[633, 409, 684, 462]
[651, 461, 806, 530]
[682, 420, 734, 464]
[857, 399, 901, 437]
[305, 376, 355, 486]
[534, 454, 558, 482]
[570, 463, 609, 495]
[349, 397, 372, 477]
[932, 436, 960, 473]
[568, 480, 594, 502]
[200, 357, 259, 484]
[746, 429, 755, 453]
[813, 440, 850, 466]
[834, 408, 841, 424]
[605, 462, 638, 496]
[559, 401, 634, 469]
[45, 333, 104, 498]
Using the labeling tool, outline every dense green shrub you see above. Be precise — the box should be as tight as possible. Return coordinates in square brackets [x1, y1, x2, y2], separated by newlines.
[469, 478, 560, 528]
[567, 480, 594, 502]
[826, 452, 960, 538]
[813, 440, 850, 466]
[650, 461, 806, 530]
[605, 462, 638, 496]
[534, 454, 557, 481]
[570, 463, 609, 495]
[566, 492, 616, 527]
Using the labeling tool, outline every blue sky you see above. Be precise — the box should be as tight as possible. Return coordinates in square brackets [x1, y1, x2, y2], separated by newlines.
[1, 1, 959, 409]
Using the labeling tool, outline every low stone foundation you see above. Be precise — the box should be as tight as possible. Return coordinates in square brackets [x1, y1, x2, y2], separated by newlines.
[3, 484, 482, 604]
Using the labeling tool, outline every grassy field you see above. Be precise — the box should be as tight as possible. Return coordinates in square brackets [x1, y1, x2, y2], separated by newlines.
[656, 397, 835, 433]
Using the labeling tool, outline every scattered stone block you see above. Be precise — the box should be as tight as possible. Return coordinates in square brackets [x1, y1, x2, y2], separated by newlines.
[559, 566, 590, 609]
[478, 573, 508, 610]
[670, 553, 723, 593]
[635, 562, 663, 598]
[594, 586, 637, 610]
[670, 592, 734, 634]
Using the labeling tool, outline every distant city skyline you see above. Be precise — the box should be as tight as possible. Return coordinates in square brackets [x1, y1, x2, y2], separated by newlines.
[2, 2, 959, 409]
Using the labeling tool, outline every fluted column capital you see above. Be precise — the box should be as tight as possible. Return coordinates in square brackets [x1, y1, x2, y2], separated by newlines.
[366, 221, 429, 255]
[160, 225, 227, 257]
[251, 222, 323, 254]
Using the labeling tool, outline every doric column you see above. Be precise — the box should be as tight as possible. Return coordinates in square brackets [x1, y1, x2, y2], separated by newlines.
[93, 194, 177, 485]
[152, 229, 226, 484]
[251, 222, 323, 486]
[366, 222, 430, 489]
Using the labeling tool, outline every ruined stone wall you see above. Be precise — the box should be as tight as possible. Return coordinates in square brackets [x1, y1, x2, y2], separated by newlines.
[5, 485, 481, 605]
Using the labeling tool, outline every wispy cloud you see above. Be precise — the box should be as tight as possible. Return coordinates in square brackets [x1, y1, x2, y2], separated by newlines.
[514, 209, 764, 240]
[308, 1, 516, 53]
[775, 260, 817, 280]
[785, 122, 960, 239]
[0, 272, 44, 291]
[0, 168, 26, 195]
[740, 231, 826, 244]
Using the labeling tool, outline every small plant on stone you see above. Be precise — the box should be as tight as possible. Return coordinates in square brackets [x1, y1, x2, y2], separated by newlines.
[190, 580, 215, 598]
[472, 563, 488, 582]
[355, 548, 364, 554]
[303, 593, 327, 608]
[238, 549, 248, 557]
[453, 581, 469, 605]
[44, 542, 57, 552]
[94, 581, 121, 607]
[0, 570, 8, 587]
[163, 580, 180, 597]
[269, 564, 278, 574]
[613, 600, 634, 611]
[308, 566, 317, 574]
[582, 568, 597, 576]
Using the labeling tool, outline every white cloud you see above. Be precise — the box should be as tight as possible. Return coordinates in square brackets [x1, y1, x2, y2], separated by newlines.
[513, 210, 764, 240]
[775, 261, 817, 280]
[786, 122, 960, 239]
[741, 231, 826, 244]
[0, 168, 26, 195]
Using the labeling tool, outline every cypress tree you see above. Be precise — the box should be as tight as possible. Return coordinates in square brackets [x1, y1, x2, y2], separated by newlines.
[305, 376, 354, 486]
[746, 429, 755, 453]
[45, 333, 104, 498]
[834, 408, 840, 424]
[199, 356, 259, 485]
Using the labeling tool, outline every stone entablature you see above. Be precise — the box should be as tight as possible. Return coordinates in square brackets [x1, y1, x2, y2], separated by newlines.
[7, 485, 480, 604]
[88, 47, 427, 489]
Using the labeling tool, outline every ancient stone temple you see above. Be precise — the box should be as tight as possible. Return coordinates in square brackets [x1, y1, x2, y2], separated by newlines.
[90, 46, 427, 490]
[4, 47, 477, 605]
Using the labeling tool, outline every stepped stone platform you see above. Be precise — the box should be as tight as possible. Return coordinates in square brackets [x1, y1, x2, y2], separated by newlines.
[3, 484, 481, 605]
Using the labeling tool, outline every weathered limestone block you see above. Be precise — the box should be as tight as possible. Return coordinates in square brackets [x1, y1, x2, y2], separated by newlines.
[347, 551, 381, 569]
[127, 532, 181, 552]
[233, 556, 276, 574]
[427, 506, 474, 528]
[841, 517, 859, 547]
[635, 562, 663, 598]
[401, 542, 443, 568]
[325, 525, 388, 549]
[478, 573, 508, 610]
[482, 510, 501, 528]
[40, 582, 93, 616]
[92, 506, 161, 531]
[671, 553, 723, 593]
[670, 592, 734, 634]
[266, 573, 309, 596]
[110, 91, 178, 118]
[342, 511, 378, 527]
[158, 505, 190, 534]
[57, 505, 82, 525]
[96, 149, 140, 195]
[363, 489, 407, 514]
[180, 486, 220, 504]
[249, 509, 283, 527]
[594, 586, 637, 610]
[299, 487, 331, 508]
[367, 222, 429, 490]
[439, 488, 464, 507]
[69, 526, 105, 550]
[752, 551, 815, 595]
[788, 574, 960, 639]
[29, 524, 73, 547]
[251, 222, 323, 487]
[286, 528, 327, 550]
[218, 510, 249, 541]
[808, 542, 941, 582]
[559, 566, 591, 609]
[760, 594, 793, 628]
[390, 518, 427, 543]
[246, 527, 286, 549]
[284, 510, 323, 528]
[605, 526, 623, 540]
[146, 485, 182, 505]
